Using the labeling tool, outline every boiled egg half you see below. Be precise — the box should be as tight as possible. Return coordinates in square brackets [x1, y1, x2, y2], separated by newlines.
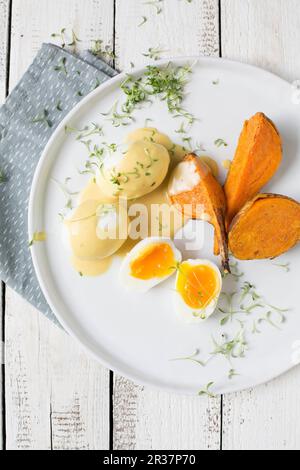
[175, 259, 222, 322]
[120, 237, 182, 293]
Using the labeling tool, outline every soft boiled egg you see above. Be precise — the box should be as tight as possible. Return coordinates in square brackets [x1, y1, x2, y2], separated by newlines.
[175, 259, 222, 322]
[120, 237, 182, 293]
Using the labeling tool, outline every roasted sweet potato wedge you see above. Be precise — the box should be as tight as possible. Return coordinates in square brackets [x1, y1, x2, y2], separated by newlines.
[229, 194, 300, 260]
[225, 112, 283, 226]
[168, 153, 230, 272]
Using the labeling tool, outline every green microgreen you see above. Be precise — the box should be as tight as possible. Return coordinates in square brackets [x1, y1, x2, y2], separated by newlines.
[273, 262, 290, 273]
[143, 46, 167, 61]
[143, 0, 164, 14]
[0, 168, 7, 183]
[215, 138, 228, 148]
[218, 292, 240, 325]
[65, 122, 104, 140]
[170, 349, 206, 367]
[119, 62, 195, 125]
[51, 28, 67, 48]
[211, 327, 248, 363]
[228, 369, 239, 380]
[31, 109, 53, 128]
[79, 141, 118, 177]
[258, 311, 284, 330]
[56, 100, 63, 112]
[67, 29, 82, 51]
[52, 177, 79, 215]
[228, 261, 244, 281]
[198, 382, 216, 398]
[90, 39, 116, 61]
[54, 57, 68, 76]
[138, 16, 148, 27]
[101, 101, 134, 127]
[51, 28, 81, 51]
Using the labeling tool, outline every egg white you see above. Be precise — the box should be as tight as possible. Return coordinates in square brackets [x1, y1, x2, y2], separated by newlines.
[120, 237, 182, 293]
[174, 259, 222, 323]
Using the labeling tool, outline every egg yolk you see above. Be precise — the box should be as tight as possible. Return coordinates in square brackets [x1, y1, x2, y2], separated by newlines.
[176, 263, 219, 309]
[130, 243, 175, 280]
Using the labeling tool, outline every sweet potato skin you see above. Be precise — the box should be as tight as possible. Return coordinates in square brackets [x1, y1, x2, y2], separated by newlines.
[229, 194, 300, 260]
[224, 112, 282, 226]
[169, 154, 230, 272]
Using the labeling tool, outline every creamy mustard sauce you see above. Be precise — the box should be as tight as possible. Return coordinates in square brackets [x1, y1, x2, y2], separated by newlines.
[222, 159, 232, 171]
[71, 256, 113, 277]
[65, 199, 128, 277]
[65, 128, 219, 277]
[96, 140, 170, 200]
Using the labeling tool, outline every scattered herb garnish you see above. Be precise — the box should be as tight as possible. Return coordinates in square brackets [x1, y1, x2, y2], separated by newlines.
[54, 57, 68, 76]
[175, 122, 188, 134]
[51, 28, 67, 48]
[218, 292, 240, 325]
[143, 0, 164, 14]
[90, 39, 116, 61]
[198, 382, 216, 398]
[56, 100, 63, 112]
[101, 101, 134, 127]
[52, 178, 79, 216]
[228, 261, 244, 281]
[170, 349, 206, 367]
[215, 138, 228, 148]
[273, 262, 290, 273]
[119, 62, 195, 125]
[258, 311, 284, 330]
[68, 30, 82, 51]
[31, 109, 53, 128]
[143, 46, 167, 61]
[138, 16, 148, 27]
[65, 122, 104, 140]
[0, 169, 7, 183]
[228, 369, 239, 380]
[211, 327, 248, 363]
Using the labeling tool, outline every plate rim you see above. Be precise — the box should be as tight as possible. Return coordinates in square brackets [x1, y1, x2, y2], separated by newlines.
[28, 55, 297, 396]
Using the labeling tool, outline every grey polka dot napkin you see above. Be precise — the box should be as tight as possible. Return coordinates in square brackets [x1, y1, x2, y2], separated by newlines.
[0, 43, 117, 326]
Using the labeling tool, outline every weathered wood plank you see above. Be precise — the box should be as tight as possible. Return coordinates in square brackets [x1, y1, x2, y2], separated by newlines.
[221, 0, 300, 450]
[0, 0, 11, 451]
[113, 0, 221, 451]
[113, 376, 221, 450]
[0, 0, 9, 102]
[221, 0, 300, 82]
[5, 0, 114, 450]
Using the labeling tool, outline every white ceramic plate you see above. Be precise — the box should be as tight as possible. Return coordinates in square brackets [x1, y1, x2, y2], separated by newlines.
[29, 57, 300, 395]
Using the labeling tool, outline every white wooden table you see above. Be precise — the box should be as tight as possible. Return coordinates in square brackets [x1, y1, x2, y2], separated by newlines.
[1, 0, 300, 451]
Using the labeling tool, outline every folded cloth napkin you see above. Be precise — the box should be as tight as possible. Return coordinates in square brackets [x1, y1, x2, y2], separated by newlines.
[0, 43, 117, 326]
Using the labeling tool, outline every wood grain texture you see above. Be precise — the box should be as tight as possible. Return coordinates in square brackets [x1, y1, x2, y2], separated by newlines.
[115, 0, 220, 70]
[113, 0, 221, 451]
[221, 0, 300, 82]
[221, 0, 300, 450]
[0, 0, 10, 450]
[5, 0, 114, 450]
[0, 0, 9, 101]
[113, 376, 221, 450]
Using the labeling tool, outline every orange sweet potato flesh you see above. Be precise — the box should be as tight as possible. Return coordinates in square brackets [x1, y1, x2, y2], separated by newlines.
[225, 112, 282, 225]
[214, 112, 282, 255]
[229, 194, 300, 260]
[169, 154, 230, 273]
